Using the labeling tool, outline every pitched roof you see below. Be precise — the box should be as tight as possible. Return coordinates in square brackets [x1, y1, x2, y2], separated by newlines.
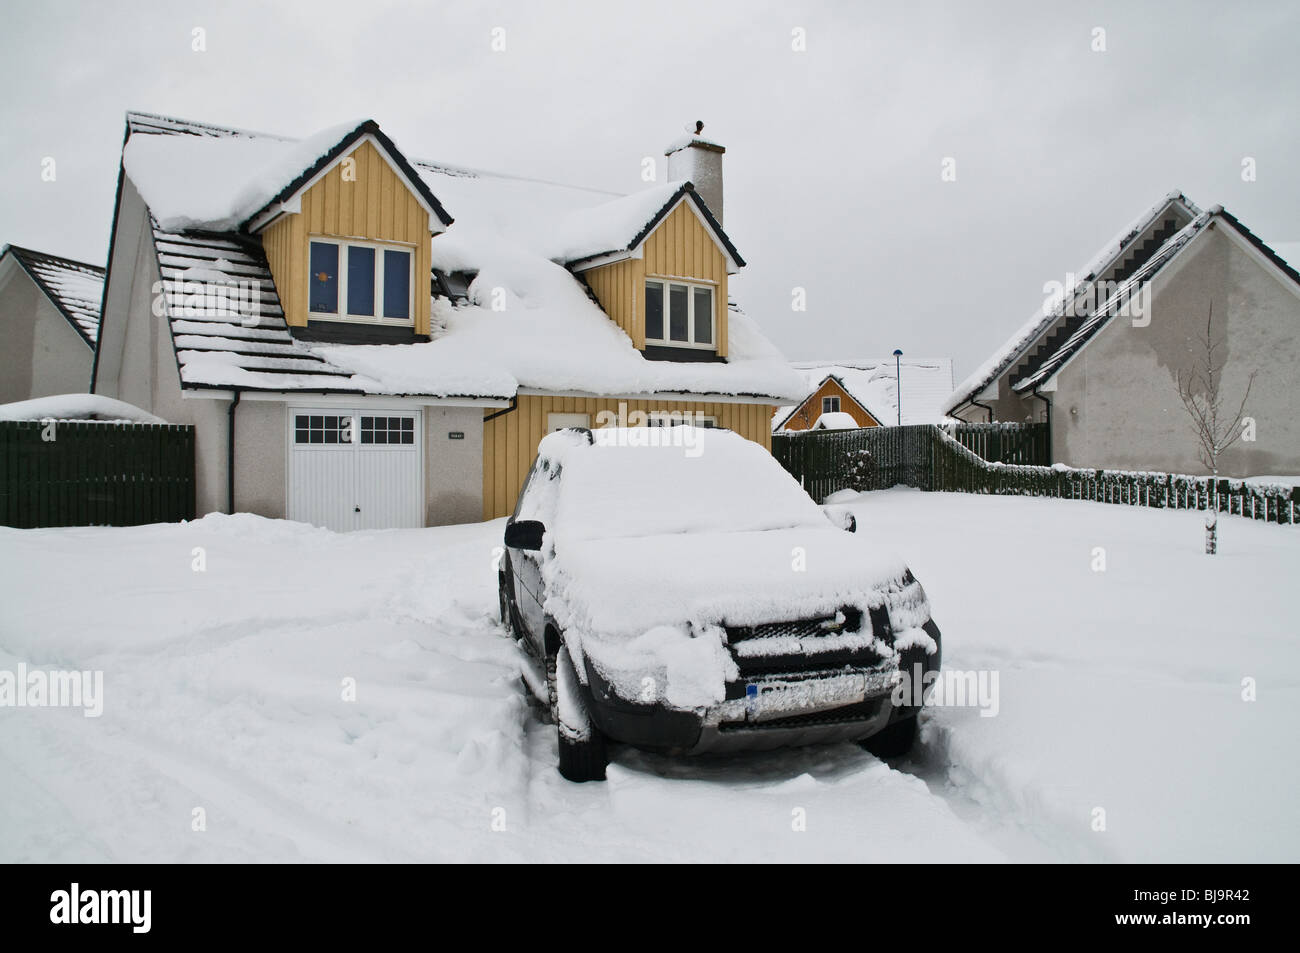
[122, 112, 452, 233]
[549, 181, 744, 269]
[108, 111, 804, 403]
[775, 358, 955, 430]
[944, 191, 1201, 414]
[1010, 206, 1300, 394]
[150, 226, 365, 393]
[1, 244, 105, 346]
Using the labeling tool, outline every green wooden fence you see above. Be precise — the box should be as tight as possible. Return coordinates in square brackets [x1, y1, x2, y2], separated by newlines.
[771, 424, 1300, 525]
[944, 422, 1049, 466]
[0, 420, 195, 528]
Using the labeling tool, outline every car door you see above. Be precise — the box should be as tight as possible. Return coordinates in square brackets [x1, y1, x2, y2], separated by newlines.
[506, 459, 548, 652]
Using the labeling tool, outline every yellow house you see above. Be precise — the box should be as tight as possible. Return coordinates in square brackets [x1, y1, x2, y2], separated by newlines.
[93, 113, 805, 529]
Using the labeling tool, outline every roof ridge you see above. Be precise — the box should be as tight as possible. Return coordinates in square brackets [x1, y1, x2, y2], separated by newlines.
[413, 158, 625, 198]
[3, 243, 105, 275]
[125, 110, 295, 142]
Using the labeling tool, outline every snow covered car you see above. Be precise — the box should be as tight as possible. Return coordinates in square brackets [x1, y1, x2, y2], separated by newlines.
[498, 426, 942, 782]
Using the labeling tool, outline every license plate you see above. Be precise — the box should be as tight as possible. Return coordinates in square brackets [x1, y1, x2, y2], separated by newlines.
[744, 673, 869, 722]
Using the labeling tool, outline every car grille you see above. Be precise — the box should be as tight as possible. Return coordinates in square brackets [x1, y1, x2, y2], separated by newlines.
[724, 606, 891, 680]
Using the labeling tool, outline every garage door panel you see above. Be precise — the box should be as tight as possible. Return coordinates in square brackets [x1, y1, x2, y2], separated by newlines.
[288, 408, 422, 532]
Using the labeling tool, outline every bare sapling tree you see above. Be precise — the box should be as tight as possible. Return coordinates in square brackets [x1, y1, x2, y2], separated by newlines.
[1174, 301, 1257, 554]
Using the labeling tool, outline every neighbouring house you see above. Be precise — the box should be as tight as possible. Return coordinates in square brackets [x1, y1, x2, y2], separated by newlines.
[944, 192, 1300, 478]
[773, 358, 955, 432]
[810, 411, 860, 430]
[90, 112, 804, 530]
[0, 245, 104, 404]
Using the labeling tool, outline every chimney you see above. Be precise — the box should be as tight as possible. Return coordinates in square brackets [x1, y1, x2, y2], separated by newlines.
[665, 121, 725, 224]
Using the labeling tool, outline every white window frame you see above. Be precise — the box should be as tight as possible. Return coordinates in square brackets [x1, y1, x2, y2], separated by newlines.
[646, 412, 718, 428]
[644, 277, 716, 349]
[822, 396, 841, 414]
[308, 236, 415, 325]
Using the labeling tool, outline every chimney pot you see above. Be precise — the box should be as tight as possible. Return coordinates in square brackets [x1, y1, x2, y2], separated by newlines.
[665, 123, 725, 224]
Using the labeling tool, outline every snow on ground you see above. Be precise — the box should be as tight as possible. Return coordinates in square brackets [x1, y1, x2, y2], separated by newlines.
[0, 513, 989, 863]
[845, 489, 1300, 863]
[1, 491, 1295, 862]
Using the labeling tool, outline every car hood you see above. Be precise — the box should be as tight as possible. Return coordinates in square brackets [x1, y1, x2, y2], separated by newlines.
[542, 526, 923, 641]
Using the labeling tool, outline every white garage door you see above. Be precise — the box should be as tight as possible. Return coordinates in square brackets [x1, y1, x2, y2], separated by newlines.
[288, 409, 423, 531]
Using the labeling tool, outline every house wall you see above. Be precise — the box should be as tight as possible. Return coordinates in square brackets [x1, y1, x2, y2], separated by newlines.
[1051, 224, 1300, 478]
[583, 201, 730, 356]
[262, 139, 432, 335]
[779, 378, 880, 431]
[481, 395, 775, 519]
[95, 185, 286, 518]
[0, 260, 94, 403]
[424, 405, 483, 525]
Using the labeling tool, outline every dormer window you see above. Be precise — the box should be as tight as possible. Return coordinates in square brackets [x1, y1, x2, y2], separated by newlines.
[309, 238, 413, 324]
[645, 279, 714, 349]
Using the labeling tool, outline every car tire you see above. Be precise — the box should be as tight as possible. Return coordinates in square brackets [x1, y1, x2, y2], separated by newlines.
[551, 645, 607, 783]
[860, 714, 918, 759]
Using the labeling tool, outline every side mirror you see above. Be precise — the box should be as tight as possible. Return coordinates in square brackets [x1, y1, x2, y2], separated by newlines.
[504, 519, 546, 550]
[824, 506, 856, 533]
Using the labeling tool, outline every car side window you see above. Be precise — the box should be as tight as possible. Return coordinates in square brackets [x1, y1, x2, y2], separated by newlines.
[515, 458, 562, 524]
[512, 459, 542, 521]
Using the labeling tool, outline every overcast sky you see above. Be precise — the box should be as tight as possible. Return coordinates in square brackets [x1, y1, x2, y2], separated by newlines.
[2, 0, 1297, 383]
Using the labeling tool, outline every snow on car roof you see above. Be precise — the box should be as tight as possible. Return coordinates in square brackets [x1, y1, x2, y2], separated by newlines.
[534, 426, 828, 540]
[118, 112, 803, 402]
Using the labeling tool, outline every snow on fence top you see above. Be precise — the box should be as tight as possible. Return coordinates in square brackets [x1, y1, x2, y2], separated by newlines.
[0, 394, 166, 424]
[118, 112, 803, 403]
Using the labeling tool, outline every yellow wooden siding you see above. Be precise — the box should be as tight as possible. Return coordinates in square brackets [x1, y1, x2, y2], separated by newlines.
[780, 378, 881, 431]
[583, 257, 645, 347]
[259, 139, 432, 335]
[582, 199, 730, 357]
[481, 395, 775, 520]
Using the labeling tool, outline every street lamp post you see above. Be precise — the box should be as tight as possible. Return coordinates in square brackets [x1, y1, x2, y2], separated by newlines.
[893, 348, 903, 426]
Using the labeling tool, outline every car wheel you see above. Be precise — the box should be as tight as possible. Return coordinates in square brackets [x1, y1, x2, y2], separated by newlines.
[860, 714, 918, 759]
[551, 645, 607, 783]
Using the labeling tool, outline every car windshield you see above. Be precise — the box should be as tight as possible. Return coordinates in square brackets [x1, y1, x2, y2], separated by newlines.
[546, 427, 829, 541]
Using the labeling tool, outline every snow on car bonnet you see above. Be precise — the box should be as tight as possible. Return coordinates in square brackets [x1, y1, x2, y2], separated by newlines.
[538, 427, 827, 540]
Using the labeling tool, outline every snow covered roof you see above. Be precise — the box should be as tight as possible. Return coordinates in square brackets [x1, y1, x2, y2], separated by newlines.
[1010, 207, 1300, 395]
[113, 111, 801, 403]
[544, 181, 744, 269]
[944, 191, 1201, 415]
[1, 244, 104, 346]
[774, 358, 956, 430]
[122, 113, 452, 233]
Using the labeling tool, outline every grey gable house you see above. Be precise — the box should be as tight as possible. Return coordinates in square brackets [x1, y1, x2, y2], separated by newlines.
[0, 244, 104, 404]
[944, 192, 1300, 479]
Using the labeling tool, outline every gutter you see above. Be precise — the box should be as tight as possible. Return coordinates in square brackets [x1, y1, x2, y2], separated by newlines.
[227, 390, 241, 514]
[968, 397, 995, 423]
[484, 395, 518, 422]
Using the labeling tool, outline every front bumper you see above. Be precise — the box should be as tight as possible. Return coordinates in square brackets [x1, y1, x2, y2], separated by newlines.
[582, 618, 941, 755]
